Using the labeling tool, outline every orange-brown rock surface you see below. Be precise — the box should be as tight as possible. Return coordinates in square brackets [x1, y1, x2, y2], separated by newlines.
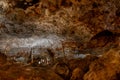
[0, 0, 120, 80]
[84, 48, 120, 80]
[0, 48, 120, 80]
[3, 0, 120, 37]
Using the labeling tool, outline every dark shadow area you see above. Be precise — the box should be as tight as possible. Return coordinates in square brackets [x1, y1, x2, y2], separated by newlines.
[87, 30, 114, 48]
[91, 30, 113, 39]
[15, 0, 40, 9]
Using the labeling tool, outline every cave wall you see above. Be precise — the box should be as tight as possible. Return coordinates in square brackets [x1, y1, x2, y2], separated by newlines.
[0, 0, 120, 52]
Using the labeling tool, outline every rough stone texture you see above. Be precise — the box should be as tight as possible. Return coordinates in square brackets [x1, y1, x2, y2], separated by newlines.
[0, 1, 120, 79]
[2, 1, 119, 39]
[1, 48, 120, 80]
[68, 55, 98, 80]
[0, 0, 120, 55]
[84, 48, 120, 80]
[51, 55, 98, 80]
[0, 52, 7, 65]
[0, 0, 120, 51]
[0, 64, 64, 80]
[52, 61, 70, 80]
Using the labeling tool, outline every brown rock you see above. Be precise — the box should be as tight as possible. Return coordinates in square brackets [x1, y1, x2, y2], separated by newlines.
[68, 55, 98, 71]
[52, 62, 70, 80]
[34, 7, 41, 15]
[87, 30, 114, 48]
[68, 55, 98, 80]
[0, 63, 63, 80]
[0, 52, 7, 65]
[70, 67, 84, 80]
[31, 68, 64, 80]
[84, 48, 120, 80]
